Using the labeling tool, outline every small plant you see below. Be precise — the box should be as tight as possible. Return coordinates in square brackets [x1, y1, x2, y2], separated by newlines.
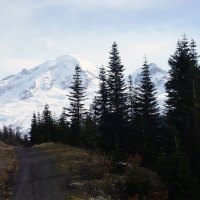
[92, 174, 127, 199]
[126, 165, 165, 199]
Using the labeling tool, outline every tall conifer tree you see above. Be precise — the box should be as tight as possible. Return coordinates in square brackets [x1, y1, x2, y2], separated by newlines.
[135, 57, 160, 165]
[165, 36, 200, 188]
[127, 74, 135, 122]
[127, 74, 137, 153]
[41, 103, 54, 142]
[67, 64, 87, 144]
[57, 109, 70, 143]
[96, 66, 109, 124]
[30, 112, 38, 145]
[106, 42, 128, 153]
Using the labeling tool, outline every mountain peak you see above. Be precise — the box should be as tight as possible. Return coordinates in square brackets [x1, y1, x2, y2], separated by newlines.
[131, 63, 168, 85]
[38, 54, 97, 75]
[148, 63, 167, 74]
[0, 56, 168, 133]
[0, 55, 98, 132]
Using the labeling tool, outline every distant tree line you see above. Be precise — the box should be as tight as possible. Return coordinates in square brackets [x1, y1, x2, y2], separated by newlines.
[0, 126, 25, 145]
[30, 36, 200, 200]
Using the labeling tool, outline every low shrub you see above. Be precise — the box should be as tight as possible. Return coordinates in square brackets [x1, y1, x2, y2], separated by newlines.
[127, 165, 165, 198]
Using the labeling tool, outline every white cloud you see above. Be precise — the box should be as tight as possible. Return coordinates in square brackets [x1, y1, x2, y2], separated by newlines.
[42, 0, 190, 10]
[0, 0, 199, 80]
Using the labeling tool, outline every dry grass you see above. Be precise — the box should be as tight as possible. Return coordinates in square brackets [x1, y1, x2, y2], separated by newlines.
[36, 143, 125, 200]
[0, 141, 17, 200]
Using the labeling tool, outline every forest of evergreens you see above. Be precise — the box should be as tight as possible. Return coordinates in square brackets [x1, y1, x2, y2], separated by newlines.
[0, 126, 25, 146]
[29, 35, 200, 200]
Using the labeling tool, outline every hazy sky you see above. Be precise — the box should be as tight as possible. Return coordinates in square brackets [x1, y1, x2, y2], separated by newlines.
[0, 0, 200, 78]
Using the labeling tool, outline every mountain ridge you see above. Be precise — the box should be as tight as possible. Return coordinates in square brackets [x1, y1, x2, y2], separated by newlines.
[0, 55, 168, 132]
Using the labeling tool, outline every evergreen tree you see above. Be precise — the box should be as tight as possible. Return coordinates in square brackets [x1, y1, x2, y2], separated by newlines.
[80, 113, 101, 150]
[165, 36, 200, 163]
[90, 96, 99, 125]
[134, 57, 160, 165]
[67, 64, 87, 145]
[165, 36, 200, 195]
[57, 109, 70, 143]
[0, 126, 23, 145]
[41, 104, 53, 126]
[37, 111, 41, 126]
[127, 74, 135, 122]
[2, 126, 9, 144]
[30, 112, 38, 145]
[40, 104, 54, 142]
[107, 42, 127, 119]
[189, 39, 200, 154]
[106, 42, 128, 153]
[96, 66, 109, 124]
[36, 111, 43, 144]
[126, 74, 137, 153]
[93, 66, 110, 151]
[157, 127, 197, 200]
[59, 109, 69, 131]
[15, 127, 23, 145]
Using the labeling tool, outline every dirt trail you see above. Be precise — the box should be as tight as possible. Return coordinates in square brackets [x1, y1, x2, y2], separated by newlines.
[12, 147, 66, 200]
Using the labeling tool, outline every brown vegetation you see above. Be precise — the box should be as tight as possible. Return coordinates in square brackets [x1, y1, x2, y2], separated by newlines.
[35, 143, 167, 200]
[36, 143, 126, 200]
[0, 141, 17, 200]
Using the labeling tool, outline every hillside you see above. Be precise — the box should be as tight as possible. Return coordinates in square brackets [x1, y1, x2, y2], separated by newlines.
[12, 143, 165, 200]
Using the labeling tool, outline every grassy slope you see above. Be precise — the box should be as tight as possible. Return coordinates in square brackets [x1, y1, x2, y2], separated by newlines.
[0, 141, 17, 200]
[36, 143, 126, 200]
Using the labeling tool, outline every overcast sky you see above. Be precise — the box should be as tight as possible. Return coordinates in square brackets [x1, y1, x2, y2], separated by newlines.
[0, 0, 200, 78]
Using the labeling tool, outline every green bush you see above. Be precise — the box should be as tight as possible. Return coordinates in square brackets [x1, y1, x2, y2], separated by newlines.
[92, 174, 126, 199]
[127, 166, 164, 196]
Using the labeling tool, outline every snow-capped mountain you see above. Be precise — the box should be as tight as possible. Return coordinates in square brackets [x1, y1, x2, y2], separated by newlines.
[130, 63, 169, 109]
[0, 55, 98, 133]
[0, 57, 168, 133]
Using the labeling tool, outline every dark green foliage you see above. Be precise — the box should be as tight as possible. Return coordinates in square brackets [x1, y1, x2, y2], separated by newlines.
[157, 127, 197, 200]
[0, 126, 23, 145]
[134, 58, 160, 166]
[165, 35, 200, 199]
[30, 112, 37, 146]
[127, 165, 164, 197]
[127, 74, 135, 122]
[92, 66, 110, 151]
[90, 96, 99, 125]
[41, 104, 55, 142]
[105, 42, 128, 153]
[107, 42, 127, 121]
[30, 104, 58, 145]
[56, 109, 71, 143]
[66, 64, 87, 145]
[165, 36, 200, 157]
[94, 66, 109, 129]
[80, 113, 101, 150]
[126, 74, 138, 154]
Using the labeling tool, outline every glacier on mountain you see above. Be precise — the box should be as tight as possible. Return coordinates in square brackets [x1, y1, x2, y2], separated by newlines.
[0, 55, 98, 133]
[0, 56, 168, 133]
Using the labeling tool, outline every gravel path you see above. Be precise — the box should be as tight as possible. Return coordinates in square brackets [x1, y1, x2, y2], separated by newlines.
[12, 147, 66, 200]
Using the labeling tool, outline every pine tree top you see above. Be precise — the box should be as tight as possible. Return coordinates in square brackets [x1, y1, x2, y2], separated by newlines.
[66, 64, 87, 125]
[136, 57, 159, 117]
[108, 42, 125, 73]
